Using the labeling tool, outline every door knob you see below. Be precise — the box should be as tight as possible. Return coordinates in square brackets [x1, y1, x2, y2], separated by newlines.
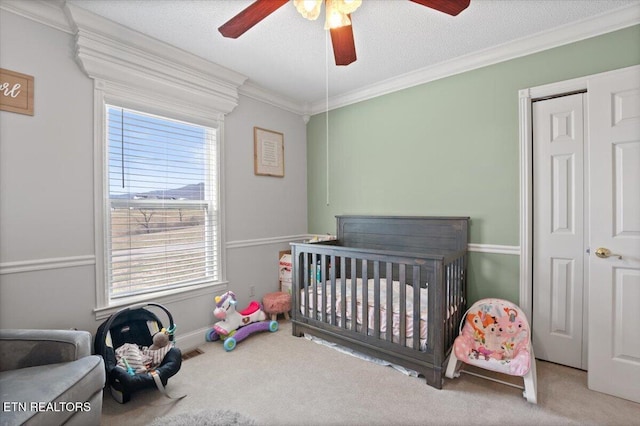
[595, 247, 622, 260]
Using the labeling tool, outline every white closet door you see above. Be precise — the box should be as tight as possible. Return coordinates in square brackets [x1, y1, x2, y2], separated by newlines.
[532, 92, 586, 370]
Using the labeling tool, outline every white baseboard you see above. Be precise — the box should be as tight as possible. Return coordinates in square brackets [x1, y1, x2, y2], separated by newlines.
[175, 325, 213, 353]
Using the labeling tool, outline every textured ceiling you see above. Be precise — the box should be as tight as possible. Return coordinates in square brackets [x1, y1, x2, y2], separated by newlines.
[67, 0, 638, 107]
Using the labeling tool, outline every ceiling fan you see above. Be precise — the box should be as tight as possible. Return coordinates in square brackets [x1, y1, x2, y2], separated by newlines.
[218, 0, 471, 66]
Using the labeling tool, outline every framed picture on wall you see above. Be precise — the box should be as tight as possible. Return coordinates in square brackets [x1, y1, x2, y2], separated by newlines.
[254, 127, 284, 177]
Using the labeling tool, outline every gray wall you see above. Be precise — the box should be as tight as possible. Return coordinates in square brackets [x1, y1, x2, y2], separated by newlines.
[225, 94, 308, 303]
[0, 10, 307, 345]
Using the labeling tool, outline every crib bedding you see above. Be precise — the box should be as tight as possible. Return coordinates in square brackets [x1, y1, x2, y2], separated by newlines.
[299, 278, 428, 350]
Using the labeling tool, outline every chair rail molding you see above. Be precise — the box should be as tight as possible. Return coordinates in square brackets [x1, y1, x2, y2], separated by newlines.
[226, 234, 520, 255]
[65, 3, 248, 116]
[0, 241, 518, 275]
[0, 255, 96, 275]
[468, 244, 520, 256]
[226, 234, 310, 250]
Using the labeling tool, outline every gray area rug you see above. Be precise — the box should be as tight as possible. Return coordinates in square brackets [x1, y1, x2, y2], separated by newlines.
[149, 408, 256, 426]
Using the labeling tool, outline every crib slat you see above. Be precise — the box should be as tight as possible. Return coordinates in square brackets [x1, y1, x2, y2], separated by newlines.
[455, 256, 464, 343]
[320, 254, 326, 323]
[373, 261, 380, 339]
[386, 262, 393, 343]
[431, 261, 444, 367]
[312, 253, 318, 320]
[427, 263, 436, 355]
[303, 252, 310, 318]
[330, 255, 336, 326]
[340, 256, 347, 329]
[413, 266, 420, 351]
[446, 259, 454, 347]
[453, 261, 458, 344]
[451, 259, 458, 344]
[361, 259, 368, 337]
[351, 258, 357, 333]
[399, 264, 406, 347]
[447, 263, 451, 344]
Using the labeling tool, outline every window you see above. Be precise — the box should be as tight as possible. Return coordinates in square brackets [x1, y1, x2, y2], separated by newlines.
[105, 105, 219, 299]
[71, 12, 241, 313]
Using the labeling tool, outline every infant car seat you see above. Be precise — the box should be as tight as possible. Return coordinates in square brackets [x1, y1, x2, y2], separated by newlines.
[95, 302, 184, 403]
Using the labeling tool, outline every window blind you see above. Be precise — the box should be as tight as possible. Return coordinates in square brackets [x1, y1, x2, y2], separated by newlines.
[106, 105, 218, 298]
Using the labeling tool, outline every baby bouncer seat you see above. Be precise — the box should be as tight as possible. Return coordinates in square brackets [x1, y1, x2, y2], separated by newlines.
[445, 298, 537, 404]
[95, 303, 184, 403]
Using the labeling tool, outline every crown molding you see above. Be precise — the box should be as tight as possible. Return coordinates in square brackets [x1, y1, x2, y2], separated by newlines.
[1, 0, 304, 116]
[239, 81, 308, 117]
[4, 1, 637, 117]
[309, 3, 640, 114]
[0, 0, 71, 33]
[65, 3, 248, 115]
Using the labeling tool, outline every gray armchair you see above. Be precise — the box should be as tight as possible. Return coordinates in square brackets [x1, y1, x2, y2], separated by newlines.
[0, 329, 105, 426]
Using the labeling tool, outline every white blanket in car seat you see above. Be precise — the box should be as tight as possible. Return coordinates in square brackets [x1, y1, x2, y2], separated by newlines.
[115, 342, 171, 374]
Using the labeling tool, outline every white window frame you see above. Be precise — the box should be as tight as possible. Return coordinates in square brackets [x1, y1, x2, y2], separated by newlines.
[93, 84, 228, 316]
[105, 104, 220, 299]
[67, 3, 247, 319]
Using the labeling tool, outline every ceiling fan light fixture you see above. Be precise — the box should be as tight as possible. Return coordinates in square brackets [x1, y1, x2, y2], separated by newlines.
[325, 0, 351, 29]
[219, 0, 470, 66]
[336, 0, 362, 14]
[294, 0, 322, 20]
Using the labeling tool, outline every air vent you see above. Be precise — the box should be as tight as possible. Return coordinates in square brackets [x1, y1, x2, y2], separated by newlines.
[181, 348, 205, 360]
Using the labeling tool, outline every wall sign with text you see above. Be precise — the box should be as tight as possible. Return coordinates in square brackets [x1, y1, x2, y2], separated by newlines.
[0, 68, 34, 116]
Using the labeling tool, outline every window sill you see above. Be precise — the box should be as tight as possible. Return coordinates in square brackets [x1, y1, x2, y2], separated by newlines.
[94, 280, 228, 321]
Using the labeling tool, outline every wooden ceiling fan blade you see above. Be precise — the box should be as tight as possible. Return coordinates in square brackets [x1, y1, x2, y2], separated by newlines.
[409, 0, 470, 16]
[218, 0, 288, 38]
[330, 20, 357, 66]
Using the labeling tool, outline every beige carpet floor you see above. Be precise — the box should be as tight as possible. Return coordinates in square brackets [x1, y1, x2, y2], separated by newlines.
[101, 321, 640, 426]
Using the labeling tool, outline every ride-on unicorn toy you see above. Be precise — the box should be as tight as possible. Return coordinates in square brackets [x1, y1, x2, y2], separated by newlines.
[205, 291, 278, 351]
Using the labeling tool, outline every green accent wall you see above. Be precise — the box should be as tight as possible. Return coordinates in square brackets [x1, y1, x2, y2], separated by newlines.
[307, 25, 640, 303]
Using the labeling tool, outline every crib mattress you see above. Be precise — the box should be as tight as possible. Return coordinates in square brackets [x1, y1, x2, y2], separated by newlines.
[299, 278, 428, 350]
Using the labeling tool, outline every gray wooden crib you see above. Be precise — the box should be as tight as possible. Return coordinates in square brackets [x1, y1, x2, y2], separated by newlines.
[290, 216, 469, 389]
